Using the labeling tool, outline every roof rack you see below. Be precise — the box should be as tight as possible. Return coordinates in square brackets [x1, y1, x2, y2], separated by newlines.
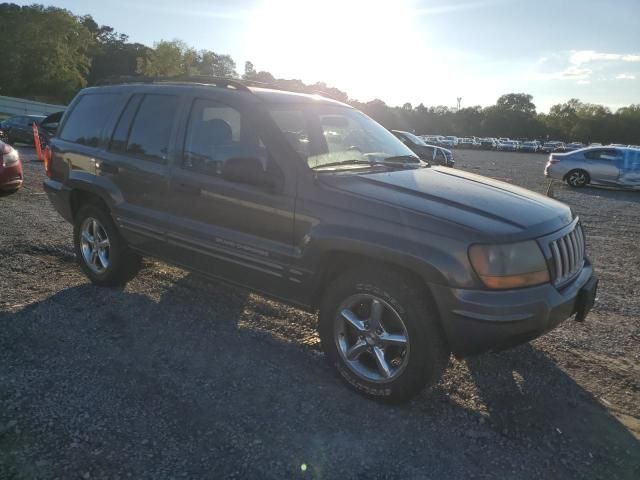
[95, 75, 252, 92]
[94, 75, 342, 101]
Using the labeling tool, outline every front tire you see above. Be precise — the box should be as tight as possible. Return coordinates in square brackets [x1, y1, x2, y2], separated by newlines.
[566, 169, 589, 188]
[319, 267, 449, 402]
[73, 203, 142, 287]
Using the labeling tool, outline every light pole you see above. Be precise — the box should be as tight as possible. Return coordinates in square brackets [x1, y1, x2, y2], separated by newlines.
[456, 97, 462, 112]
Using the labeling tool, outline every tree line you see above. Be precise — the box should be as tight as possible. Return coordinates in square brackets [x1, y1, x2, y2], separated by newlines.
[1, 3, 638, 144]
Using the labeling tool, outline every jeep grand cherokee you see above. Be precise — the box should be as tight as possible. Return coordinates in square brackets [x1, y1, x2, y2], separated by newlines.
[43, 77, 598, 401]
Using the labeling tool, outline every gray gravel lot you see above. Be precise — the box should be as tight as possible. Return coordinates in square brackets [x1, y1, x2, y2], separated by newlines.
[1, 148, 639, 479]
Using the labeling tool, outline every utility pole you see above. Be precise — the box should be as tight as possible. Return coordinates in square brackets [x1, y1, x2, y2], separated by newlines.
[456, 97, 462, 112]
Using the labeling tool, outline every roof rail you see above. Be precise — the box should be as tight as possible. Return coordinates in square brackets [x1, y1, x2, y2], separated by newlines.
[240, 80, 341, 101]
[94, 75, 252, 92]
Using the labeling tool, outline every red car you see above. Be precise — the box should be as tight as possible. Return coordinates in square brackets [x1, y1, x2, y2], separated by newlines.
[0, 141, 23, 193]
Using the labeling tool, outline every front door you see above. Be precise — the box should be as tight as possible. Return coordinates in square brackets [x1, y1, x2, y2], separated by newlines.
[165, 96, 298, 300]
[584, 149, 622, 184]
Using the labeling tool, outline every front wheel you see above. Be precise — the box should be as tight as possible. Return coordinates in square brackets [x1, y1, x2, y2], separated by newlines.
[319, 267, 449, 402]
[566, 169, 589, 188]
[73, 203, 142, 286]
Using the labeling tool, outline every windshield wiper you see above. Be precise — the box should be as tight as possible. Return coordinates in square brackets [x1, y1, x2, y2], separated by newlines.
[311, 159, 376, 170]
[382, 155, 422, 164]
[312, 156, 421, 170]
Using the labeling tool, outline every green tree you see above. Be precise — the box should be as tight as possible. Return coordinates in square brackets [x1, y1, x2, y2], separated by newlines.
[136, 40, 196, 76]
[0, 4, 94, 103]
[82, 15, 151, 84]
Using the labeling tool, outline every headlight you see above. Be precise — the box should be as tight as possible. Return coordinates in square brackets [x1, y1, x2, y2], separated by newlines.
[469, 241, 550, 289]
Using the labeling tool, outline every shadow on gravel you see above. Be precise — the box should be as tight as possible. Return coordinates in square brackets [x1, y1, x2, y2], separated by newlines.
[466, 347, 639, 475]
[558, 184, 640, 203]
[1, 274, 639, 479]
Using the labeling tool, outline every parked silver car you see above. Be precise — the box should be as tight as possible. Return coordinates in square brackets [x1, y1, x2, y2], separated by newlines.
[545, 146, 640, 189]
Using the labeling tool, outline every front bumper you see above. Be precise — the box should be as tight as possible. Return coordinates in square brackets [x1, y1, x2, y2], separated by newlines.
[430, 262, 595, 357]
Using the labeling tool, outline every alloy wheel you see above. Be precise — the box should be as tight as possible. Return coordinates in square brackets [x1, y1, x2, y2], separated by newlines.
[334, 294, 410, 383]
[568, 171, 587, 187]
[80, 217, 110, 274]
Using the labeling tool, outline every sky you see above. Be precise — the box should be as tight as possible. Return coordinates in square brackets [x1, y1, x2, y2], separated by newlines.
[19, 0, 640, 112]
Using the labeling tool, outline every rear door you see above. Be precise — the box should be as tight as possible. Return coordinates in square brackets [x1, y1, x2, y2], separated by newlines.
[98, 92, 183, 254]
[164, 94, 298, 299]
[583, 149, 622, 184]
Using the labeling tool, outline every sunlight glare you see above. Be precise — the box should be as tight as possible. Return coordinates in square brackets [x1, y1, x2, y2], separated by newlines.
[247, 0, 441, 104]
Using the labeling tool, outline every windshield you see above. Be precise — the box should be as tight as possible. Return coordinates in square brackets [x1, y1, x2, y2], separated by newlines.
[268, 104, 418, 170]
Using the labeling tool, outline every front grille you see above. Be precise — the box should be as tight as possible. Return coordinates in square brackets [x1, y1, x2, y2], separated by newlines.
[550, 224, 585, 286]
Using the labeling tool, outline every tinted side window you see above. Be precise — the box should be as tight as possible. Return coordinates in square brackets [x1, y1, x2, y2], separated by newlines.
[110, 94, 143, 153]
[584, 149, 619, 160]
[125, 94, 179, 163]
[396, 133, 409, 144]
[269, 109, 310, 159]
[60, 94, 118, 147]
[182, 98, 266, 176]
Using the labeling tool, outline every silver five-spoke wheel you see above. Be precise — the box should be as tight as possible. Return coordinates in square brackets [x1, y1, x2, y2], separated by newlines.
[80, 217, 110, 274]
[334, 294, 410, 383]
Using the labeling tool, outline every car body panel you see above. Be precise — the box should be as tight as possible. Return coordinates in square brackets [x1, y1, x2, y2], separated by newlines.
[0, 142, 23, 191]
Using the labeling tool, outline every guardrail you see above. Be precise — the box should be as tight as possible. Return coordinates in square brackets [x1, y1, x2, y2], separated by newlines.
[0, 95, 65, 117]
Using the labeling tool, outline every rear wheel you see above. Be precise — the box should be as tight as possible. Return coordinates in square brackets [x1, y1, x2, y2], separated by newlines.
[566, 169, 589, 188]
[73, 203, 142, 286]
[319, 267, 449, 402]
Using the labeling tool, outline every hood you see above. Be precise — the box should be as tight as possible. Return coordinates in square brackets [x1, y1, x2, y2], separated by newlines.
[321, 167, 573, 238]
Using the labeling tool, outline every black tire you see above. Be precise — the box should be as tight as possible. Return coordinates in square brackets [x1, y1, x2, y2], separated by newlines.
[566, 169, 589, 188]
[73, 203, 142, 287]
[319, 267, 449, 402]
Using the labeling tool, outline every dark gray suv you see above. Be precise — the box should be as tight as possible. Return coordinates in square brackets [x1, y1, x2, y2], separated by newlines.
[44, 78, 598, 402]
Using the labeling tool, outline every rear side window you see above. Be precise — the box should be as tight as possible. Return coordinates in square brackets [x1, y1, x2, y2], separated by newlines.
[111, 94, 179, 163]
[110, 94, 143, 153]
[60, 93, 118, 147]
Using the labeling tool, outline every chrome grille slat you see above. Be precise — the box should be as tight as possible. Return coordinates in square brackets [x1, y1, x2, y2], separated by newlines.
[558, 238, 569, 280]
[565, 233, 573, 274]
[569, 231, 579, 272]
[551, 241, 562, 280]
[549, 223, 586, 286]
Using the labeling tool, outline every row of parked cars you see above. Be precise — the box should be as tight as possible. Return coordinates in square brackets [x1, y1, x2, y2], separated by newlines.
[0, 112, 62, 147]
[0, 112, 64, 195]
[421, 135, 639, 154]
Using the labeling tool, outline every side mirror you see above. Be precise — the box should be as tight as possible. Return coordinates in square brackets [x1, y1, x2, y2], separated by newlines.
[221, 157, 278, 189]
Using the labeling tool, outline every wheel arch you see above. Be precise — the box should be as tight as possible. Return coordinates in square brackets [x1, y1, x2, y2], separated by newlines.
[311, 249, 444, 314]
[69, 186, 111, 220]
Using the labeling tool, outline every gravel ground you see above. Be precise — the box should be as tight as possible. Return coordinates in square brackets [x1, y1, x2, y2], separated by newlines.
[1, 147, 638, 479]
